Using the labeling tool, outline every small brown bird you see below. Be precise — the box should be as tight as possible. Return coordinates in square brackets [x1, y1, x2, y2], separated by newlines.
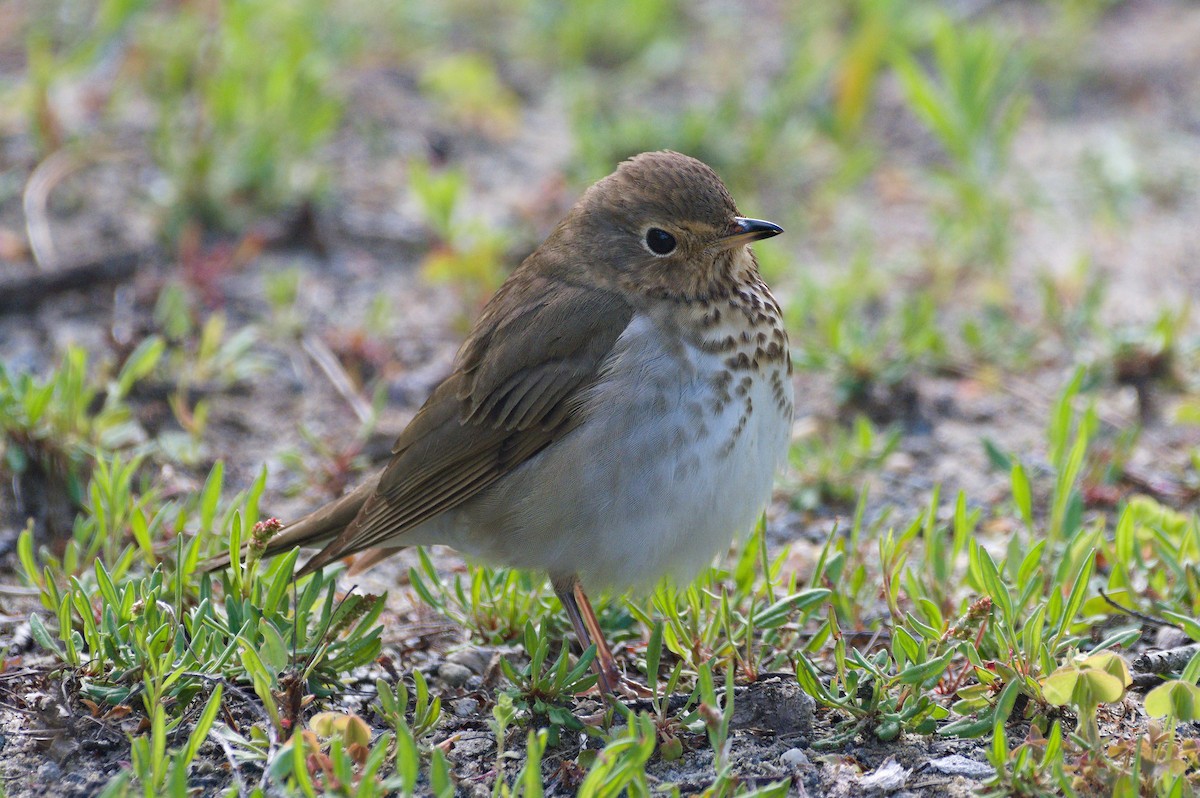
[238, 151, 793, 693]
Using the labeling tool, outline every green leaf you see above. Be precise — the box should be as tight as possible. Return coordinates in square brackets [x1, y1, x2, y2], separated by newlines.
[184, 684, 223, 766]
[794, 654, 837, 705]
[262, 549, 300, 614]
[1144, 680, 1200, 721]
[1083, 671, 1124, 707]
[358, 731, 391, 794]
[29, 613, 65, 659]
[16, 528, 43, 596]
[892, 627, 920, 669]
[1081, 651, 1131, 690]
[429, 747, 454, 798]
[975, 544, 1013, 622]
[291, 731, 318, 798]
[1044, 664, 1124, 707]
[939, 706, 996, 738]
[753, 589, 831, 628]
[994, 677, 1021, 727]
[1181, 649, 1200, 684]
[981, 438, 1013, 471]
[1010, 462, 1032, 530]
[1051, 551, 1095, 650]
[1162, 611, 1200, 642]
[113, 335, 165, 400]
[897, 650, 953, 686]
[645, 620, 663, 690]
[1041, 669, 1079, 706]
[199, 461, 224, 533]
[259, 623, 290, 675]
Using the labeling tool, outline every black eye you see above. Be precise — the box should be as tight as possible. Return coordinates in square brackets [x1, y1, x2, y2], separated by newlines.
[645, 227, 677, 255]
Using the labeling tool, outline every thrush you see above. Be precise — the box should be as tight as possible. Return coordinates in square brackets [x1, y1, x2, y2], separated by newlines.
[227, 151, 793, 694]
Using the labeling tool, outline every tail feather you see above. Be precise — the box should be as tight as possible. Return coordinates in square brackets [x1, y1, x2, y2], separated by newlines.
[200, 473, 381, 573]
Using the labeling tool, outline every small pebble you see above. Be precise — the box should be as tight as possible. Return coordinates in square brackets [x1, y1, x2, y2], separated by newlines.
[858, 758, 909, 793]
[454, 698, 480, 717]
[926, 754, 994, 779]
[36, 762, 62, 782]
[780, 747, 810, 769]
[437, 662, 473, 688]
[446, 647, 493, 676]
[1153, 626, 1191, 650]
[884, 451, 915, 474]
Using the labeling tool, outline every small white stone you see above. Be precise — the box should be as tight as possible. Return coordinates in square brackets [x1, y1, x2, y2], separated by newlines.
[884, 451, 915, 474]
[927, 754, 994, 779]
[781, 747, 810, 769]
[858, 757, 910, 793]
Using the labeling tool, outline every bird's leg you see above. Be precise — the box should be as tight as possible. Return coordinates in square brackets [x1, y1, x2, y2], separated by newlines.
[552, 576, 618, 696]
[573, 581, 624, 692]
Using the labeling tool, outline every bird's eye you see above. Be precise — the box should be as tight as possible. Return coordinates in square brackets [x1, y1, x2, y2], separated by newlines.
[644, 227, 677, 255]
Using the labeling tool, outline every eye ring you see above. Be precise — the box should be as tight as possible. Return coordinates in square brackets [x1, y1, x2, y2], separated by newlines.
[644, 227, 677, 256]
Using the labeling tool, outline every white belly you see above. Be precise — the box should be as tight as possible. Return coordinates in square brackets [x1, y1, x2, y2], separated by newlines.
[416, 313, 793, 592]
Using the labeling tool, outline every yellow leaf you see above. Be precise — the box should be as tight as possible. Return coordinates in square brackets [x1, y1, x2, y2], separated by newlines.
[1042, 668, 1079, 706]
[1080, 669, 1125, 705]
[1082, 652, 1132, 690]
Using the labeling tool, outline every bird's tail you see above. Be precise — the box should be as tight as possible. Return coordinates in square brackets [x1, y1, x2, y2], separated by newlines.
[200, 473, 380, 573]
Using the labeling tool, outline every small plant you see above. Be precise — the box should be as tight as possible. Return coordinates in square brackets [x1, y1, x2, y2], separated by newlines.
[268, 720, 455, 798]
[1145, 678, 1200, 729]
[100, 685, 225, 798]
[1106, 306, 1187, 424]
[788, 260, 947, 420]
[1037, 256, 1108, 346]
[980, 720, 1072, 797]
[409, 550, 560, 645]
[487, 693, 518, 785]
[1040, 651, 1131, 748]
[987, 651, 1200, 795]
[796, 617, 953, 748]
[499, 621, 598, 746]
[136, 0, 346, 236]
[1088, 723, 1200, 796]
[292, 711, 380, 793]
[419, 53, 520, 137]
[893, 15, 1029, 269]
[628, 523, 829, 678]
[374, 671, 442, 740]
[18, 459, 385, 781]
[639, 620, 688, 760]
[410, 159, 512, 317]
[958, 302, 1040, 371]
[528, 0, 682, 70]
[789, 416, 900, 509]
[0, 339, 163, 517]
[574, 712, 660, 797]
[695, 660, 736, 770]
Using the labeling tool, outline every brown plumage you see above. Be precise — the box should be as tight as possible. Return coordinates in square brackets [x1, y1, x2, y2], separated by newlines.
[209, 152, 793, 694]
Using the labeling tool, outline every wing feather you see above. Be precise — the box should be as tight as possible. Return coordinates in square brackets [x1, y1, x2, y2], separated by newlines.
[297, 276, 633, 575]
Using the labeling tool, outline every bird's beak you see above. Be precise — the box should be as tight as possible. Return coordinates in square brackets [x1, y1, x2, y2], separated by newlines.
[713, 217, 784, 250]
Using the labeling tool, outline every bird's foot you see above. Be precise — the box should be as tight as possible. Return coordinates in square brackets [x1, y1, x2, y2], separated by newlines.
[589, 666, 653, 700]
[613, 674, 654, 699]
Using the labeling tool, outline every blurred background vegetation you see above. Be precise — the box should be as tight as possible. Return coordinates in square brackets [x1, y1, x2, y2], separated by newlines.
[4, 0, 1196, 500]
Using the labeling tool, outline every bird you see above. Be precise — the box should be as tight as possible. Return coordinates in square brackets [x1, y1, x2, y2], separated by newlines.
[221, 151, 794, 694]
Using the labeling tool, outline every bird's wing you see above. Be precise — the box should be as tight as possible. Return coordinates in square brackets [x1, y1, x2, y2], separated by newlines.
[297, 275, 633, 574]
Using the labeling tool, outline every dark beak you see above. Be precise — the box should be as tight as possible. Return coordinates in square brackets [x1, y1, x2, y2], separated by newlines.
[714, 217, 784, 250]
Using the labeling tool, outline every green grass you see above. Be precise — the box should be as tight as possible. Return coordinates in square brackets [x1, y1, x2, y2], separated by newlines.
[6, 340, 1200, 794]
